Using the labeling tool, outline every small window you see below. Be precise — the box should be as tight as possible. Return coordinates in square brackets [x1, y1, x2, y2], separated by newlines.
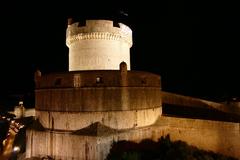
[141, 78, 147, 84]
[113, 21, 120, 28]
[74, 75, 81, 87]
[55, 78, 62, 86]
[96, 77, 103, 83]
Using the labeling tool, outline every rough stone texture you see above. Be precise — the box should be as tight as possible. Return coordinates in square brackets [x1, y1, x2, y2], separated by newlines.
[162, 91, 240, 116]
[36, 108, 161, 130]
[26, 130, 99, 160]
[155, 117, 240, 159]
[24, 109, 35, 117]
[34, 69, 162, 130]
[36, 87, 161, 112]
[26, 116, 240, 160]
[66, 20, 132, 71]
[35, 70, 160, 89]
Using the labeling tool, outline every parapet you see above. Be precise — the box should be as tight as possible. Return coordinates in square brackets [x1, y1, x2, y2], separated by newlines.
[66, 19, 132, 47]
[34, 70, 161, 89]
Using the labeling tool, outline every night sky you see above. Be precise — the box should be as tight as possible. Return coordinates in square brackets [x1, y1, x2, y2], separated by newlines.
[0, 1, 239, 108]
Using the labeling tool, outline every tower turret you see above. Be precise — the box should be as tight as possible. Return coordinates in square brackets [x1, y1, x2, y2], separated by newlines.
[66, 20, 132, 71]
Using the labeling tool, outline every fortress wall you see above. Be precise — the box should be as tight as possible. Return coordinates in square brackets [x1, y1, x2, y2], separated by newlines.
[35, 87, 161, 112]
[162, 91, 240, 115]
[36, 107, 161, 130]
[100, 116, 240, 159]
[25, 126, 159, 160]
[91, 117, 240, 159]
[155, 116, 240, 158]
[26, 116, 240, 160]
[35, 71, 160, 88]
[26, 130, 99, 160]
[24, 108, 35, 117]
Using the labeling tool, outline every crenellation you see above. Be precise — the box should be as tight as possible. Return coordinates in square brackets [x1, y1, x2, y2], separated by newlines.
[66, 20, 132, 47]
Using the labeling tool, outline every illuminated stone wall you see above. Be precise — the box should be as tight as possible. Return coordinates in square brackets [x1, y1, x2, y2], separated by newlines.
[34, 70, 160, 89]
[26, 18, 240, 160]
[34, 69, 162, 130]
[26, 130, 99, 160]
[35, 87, 161, 111]
[36, 108, 161, 130]
[26, 116, 240, 159]
[66, 20, 132, 71]
[161, 91, 240, 115]
[154, 117, 240, 159]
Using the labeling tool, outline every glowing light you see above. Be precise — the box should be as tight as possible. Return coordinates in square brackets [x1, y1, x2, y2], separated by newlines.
[19, 101, 23, 105]
[13, 146, 20, 152]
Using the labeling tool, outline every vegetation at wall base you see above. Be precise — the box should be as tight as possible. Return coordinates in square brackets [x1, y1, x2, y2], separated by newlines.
[106, 135, 237, 160]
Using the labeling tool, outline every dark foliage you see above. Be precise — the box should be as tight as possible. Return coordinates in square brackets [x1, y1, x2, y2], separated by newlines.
[106, 135, 237, 160]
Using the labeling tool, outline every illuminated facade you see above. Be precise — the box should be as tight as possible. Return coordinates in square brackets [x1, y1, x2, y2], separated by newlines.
[25, 19, 240, 160]
[67, 20, 132, 71]
[26, 19, 162, 159]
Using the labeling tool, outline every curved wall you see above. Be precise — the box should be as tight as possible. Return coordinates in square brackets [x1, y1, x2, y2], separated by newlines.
[35, 87, 161, 112]
[36, 108, 161, 130]
[68, 40, 130, 71]
[34, 70, 162, 130]
[66, 20, 132, 71]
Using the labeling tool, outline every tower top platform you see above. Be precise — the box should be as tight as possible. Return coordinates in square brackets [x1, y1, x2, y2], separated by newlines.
[66, 19, 132, 47]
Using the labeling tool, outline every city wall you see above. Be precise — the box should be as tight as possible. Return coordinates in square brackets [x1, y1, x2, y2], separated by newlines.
[34, 70, 162, 130]
[35, 87, 161, 112]
[36, 108, 161, 130]
[162, 91, 240, 116]
[26, 116, 240, 159]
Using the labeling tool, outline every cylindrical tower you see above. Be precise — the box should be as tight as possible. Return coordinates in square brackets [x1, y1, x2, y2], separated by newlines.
[66, 20, 132, 71]
[26, 19, 162, 160]
[34, 69, 161, 130]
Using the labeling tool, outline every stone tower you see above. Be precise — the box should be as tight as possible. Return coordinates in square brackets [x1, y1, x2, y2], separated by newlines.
[26, 19, 162, 159]
[66, 19, 132, 71]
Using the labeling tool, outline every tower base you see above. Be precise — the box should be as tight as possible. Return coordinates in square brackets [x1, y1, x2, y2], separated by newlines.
[26, 116, 240, 160]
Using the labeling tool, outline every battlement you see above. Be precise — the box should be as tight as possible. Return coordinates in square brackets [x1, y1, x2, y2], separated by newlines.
[66, 20, 132, 47]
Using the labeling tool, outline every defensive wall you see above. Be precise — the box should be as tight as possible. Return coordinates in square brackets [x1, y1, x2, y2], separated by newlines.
[161, 91, 240, 116]
[34, 66, 162, 130]
[25, 19, 240, 160]
[26, 116, 240, 159]
[26, 74, 240, 160]
[26, 79, 240, 160]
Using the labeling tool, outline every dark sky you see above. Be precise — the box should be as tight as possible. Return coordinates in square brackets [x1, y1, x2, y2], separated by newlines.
[0, 1, 239, 107]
